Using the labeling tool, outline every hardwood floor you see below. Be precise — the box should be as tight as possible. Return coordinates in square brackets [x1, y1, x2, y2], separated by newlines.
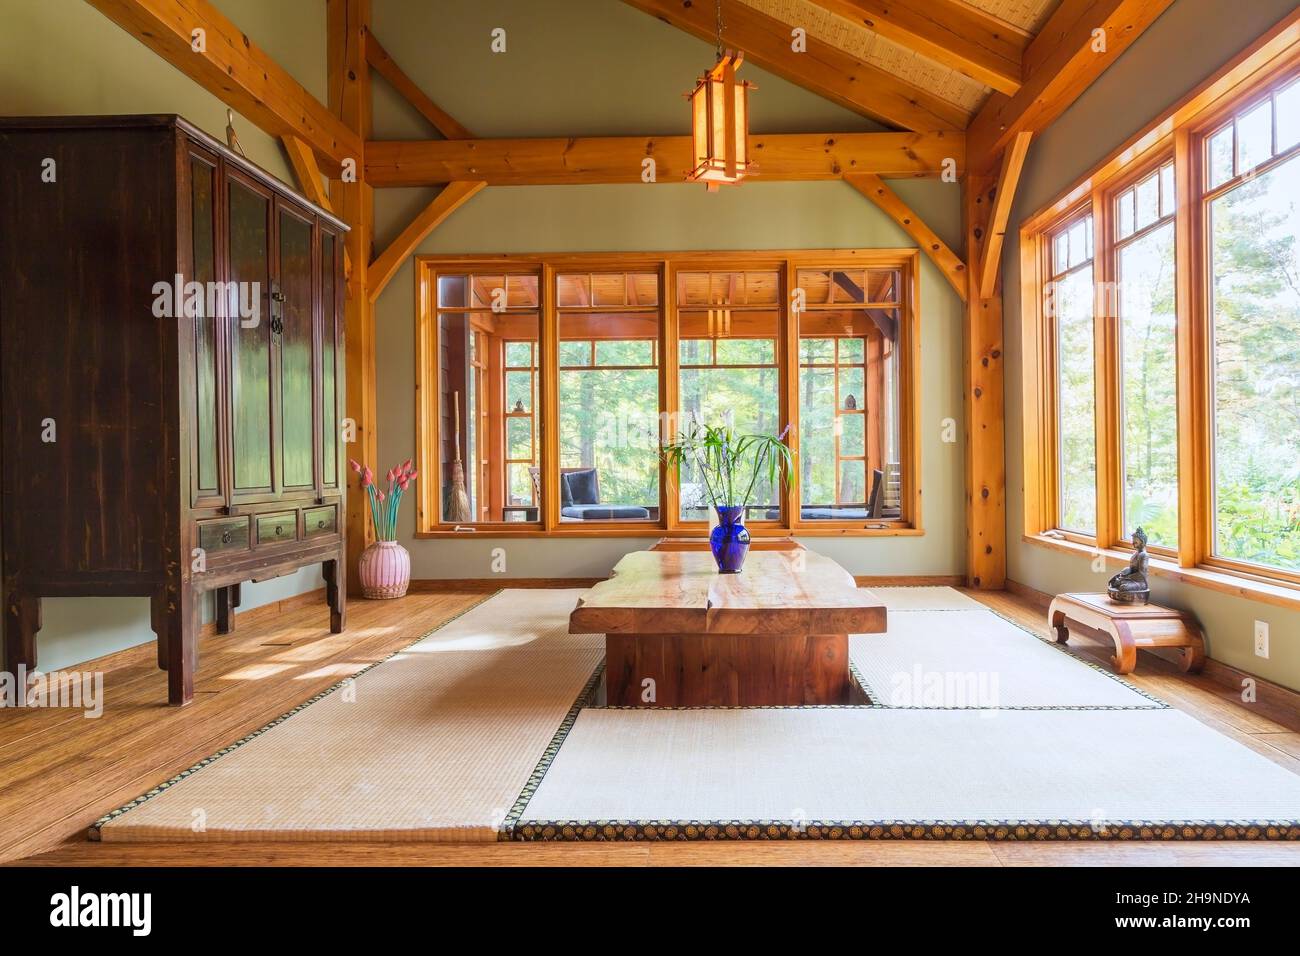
[3, 586, 1299, 868]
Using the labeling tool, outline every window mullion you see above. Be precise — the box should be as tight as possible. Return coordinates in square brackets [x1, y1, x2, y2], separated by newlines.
[1092, 193, 1121, 551]
[1174, 128, 1209, 569]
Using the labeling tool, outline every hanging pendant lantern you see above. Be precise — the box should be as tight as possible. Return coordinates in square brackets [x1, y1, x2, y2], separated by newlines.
[686, 50, 754, 191]
[685, 1, 754, 191]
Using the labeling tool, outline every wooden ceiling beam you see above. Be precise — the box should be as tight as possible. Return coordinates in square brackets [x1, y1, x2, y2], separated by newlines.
[366, 130, 963, 186]
[967, 0, 1177, 171]
[368, 181, 486, 303]
[622, 0, 970, 131]
[85, 0, 361, 174]
[843, 173, 967, 303]
[807, 0, 1027, 95]
[976, 131, 1032, 299]
[363, 29, 474, 140]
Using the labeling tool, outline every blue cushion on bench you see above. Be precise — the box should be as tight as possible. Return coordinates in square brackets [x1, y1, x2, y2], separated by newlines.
[561, 504, 651, 520]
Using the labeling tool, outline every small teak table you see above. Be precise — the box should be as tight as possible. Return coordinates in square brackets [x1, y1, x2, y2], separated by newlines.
[1048, 592, 1206, 675]
[570, 541, 886, 706]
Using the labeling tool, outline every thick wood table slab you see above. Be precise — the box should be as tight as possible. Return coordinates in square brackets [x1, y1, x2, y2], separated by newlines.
[570, 547, 886, 706]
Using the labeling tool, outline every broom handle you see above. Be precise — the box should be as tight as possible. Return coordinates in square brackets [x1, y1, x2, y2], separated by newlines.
[453, 390, 462, 464]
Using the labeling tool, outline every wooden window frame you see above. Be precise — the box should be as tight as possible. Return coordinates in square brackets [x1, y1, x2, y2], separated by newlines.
[1019, 13, 1300, 605]
[414, 249, 922, 538]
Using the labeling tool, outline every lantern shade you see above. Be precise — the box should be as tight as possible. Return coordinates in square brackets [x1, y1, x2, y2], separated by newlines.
[686, 52, 753, 189]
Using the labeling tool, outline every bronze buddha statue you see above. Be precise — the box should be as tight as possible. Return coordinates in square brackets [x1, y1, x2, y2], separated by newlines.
[1108, 527, 1151, 604]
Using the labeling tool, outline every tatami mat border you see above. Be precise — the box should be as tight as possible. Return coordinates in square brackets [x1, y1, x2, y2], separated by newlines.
[510, 819, 1300, 842]
[88, 590, 504, 839]
[500, 661, 606, 837]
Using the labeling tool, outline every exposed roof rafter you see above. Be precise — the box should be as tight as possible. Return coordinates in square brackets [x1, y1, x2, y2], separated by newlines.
[806, 0, 1027, 95]
[622, 0, 971, 131]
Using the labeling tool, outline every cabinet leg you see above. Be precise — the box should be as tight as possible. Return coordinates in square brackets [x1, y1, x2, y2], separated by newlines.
[158, 587, 199, 706]
[150, 591, 168, 670]
[231, 583, 241, 609]
[215, 586, 236, 635]
[4, 588, 41, 680]
[1050, 607, 1069, 645]
[324, 558, 346, 634]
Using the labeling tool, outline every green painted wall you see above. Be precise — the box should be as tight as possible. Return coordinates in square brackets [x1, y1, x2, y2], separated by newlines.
[0, 0, 328, 672]
[1001, 0, 1300, 690]
[369, 0, 967, 580]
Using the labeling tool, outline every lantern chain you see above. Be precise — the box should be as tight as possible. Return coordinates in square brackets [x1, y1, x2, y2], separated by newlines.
[715, 0, 723, 63]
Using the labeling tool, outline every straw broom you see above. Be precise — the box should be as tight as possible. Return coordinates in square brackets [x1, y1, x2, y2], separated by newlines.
[447, 390, 472, 521]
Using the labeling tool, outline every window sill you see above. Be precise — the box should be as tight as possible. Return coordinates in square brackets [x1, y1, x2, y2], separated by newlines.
[1023, 533, 1300, 612]
[413, 524, 924, 540]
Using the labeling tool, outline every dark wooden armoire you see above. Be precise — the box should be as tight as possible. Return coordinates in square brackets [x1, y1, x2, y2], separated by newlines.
[0, 115, 348, 705]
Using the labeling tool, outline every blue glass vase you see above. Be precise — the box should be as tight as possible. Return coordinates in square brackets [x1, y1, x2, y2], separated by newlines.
[709, 505, 751, 573]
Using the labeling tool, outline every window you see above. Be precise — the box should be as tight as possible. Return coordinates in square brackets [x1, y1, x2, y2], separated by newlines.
[1046, 215, 1097, 535]
[1115, 162, 1179, 551]
[431, 269, 541, 525]
[676, 269, 781, 522]
[1021, 47, 1300, 591]
[1206, 87, 1300, 573]
[415, 252, 920, 537]
[796, 268, 902, 522]
[557, 271, 662, 524]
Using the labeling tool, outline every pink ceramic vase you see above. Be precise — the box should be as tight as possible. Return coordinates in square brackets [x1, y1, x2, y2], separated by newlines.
[358, 540, 411, 599]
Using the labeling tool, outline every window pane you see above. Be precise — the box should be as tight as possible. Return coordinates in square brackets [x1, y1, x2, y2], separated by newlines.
[1053, 233, 1070, 275]
[715, 338, 775, 365]
[1119, 221, 1179, 548]
[1135, 172, 1159, 231]
[559, 340, 591, 366]
[1055, 266, 1097, 533]
[678, 338, 711, 365]
[1209, 154, 1300, 571]
[798, 314, 900, 521]
[796, 270, 832, 305]
[1236, 99, 1273, 176]
[505, 341, 533, 367]
[558, 285, 661, 523]
[438, 274, 467, 308]
[1067, 220, 1089, 268]
[505, 370, 533, 412]
[1118, 189, 1136, 240]
[1209, 125, 1235, 188]
[595, 339, 653, 366]
[800, 337, 834, 364]
[439, 311, 540, 523]
[1278, 80, 1300, 154]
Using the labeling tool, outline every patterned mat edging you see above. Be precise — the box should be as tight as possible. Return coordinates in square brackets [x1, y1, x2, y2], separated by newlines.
[87, 590, 504, 840]
[509, 818, 1300, 842]
[500, 660, 606, 839]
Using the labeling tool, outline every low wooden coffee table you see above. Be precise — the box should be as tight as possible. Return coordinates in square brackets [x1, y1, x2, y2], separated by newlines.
[1048, 592, 1206, 675]
[570, 543, 885, 706]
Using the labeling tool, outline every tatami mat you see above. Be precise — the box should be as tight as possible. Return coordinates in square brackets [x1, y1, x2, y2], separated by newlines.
[517, 708, 1300, 834]
[868, 587, 987, 611]
[852, 609, 1160, 709]
[95, 590, 601, 843]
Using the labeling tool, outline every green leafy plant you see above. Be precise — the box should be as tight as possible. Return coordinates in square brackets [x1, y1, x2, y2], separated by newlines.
[661, 421, 793, 512]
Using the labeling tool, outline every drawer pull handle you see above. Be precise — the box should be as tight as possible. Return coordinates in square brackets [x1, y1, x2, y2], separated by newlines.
[317, 520, 326, 529]
[275, 525, 285, 536]
[221, 531, 232, 544]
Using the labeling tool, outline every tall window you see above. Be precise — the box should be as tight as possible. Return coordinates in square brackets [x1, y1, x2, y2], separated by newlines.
[1115, 162, 1179, 550]
[1022, 49, 1300, 592]
[556, 271, 661, 523]
[796, 268, 902, 521]
[433, 270, 540, 524]
[1206, 79, 1300, 573]
[1047, 214, 1097, 535]
[676, 269, 781, 522]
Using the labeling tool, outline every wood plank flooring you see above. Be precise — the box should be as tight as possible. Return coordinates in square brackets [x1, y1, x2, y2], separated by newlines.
[4, 586, 1299, 867]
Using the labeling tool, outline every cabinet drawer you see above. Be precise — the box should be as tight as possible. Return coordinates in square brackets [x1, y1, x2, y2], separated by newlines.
[256, 512, 299, 546]
[197, 517, 250, 555]
[303, 505, 338, 539]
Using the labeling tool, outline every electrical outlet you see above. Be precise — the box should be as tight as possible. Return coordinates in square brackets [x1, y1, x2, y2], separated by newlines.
[1254, 620, 1270, 659]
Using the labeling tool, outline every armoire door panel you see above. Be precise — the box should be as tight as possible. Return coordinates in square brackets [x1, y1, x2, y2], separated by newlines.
[226, 174, 275, 495]
[277, 202, 316, 491]
[320, 230, 339, 490]
[188, 150, 222, 506]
